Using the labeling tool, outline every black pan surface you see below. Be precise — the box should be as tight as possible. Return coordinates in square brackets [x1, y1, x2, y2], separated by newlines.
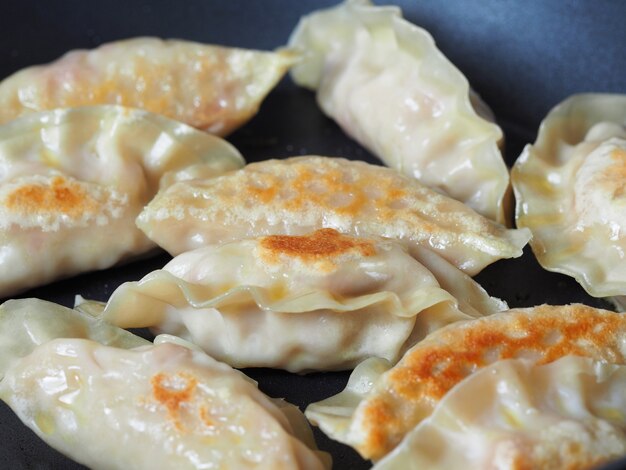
[0, 1, 625, 469]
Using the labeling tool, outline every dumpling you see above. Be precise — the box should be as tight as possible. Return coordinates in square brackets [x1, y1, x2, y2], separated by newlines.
[0, 105, 244, 297]
[76, 229, 506, 373]
[305, 304, 626, 460]
[0, 37, 296, 135]
[137, 156, 530, 276]
[374, 356, 626, 470]
[0, 297, 149, 374]
[3, 339, 329, 469]
[511, 93, 626, 307]
[0, 299, 330, 470]
[288, 0, 509, 223]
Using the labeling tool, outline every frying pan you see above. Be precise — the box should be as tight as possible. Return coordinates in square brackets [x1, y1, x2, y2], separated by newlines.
[0, 1, 625, 468]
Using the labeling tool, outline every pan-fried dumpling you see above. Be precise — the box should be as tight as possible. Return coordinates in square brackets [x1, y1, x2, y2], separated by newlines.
[288, 0, 509, 223]
[374, 356, 626, 470]
[409, 245, 507, 318]
[0, 37, 296, 136]
[0, 106, 244, 297]
[306, 304, 626, 460]
[0, 299, 330, 470]
[512, 94, 626, 307]
[137, 156, 530, 276]
[76, 229, 506, 372]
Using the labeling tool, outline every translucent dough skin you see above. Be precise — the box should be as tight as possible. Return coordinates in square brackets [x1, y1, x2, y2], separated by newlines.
[0, 298, 149, 378]
[0, 299, 329, 470]
[288, 0, 509, 223]
[0, 106, 243, 297]
[1, 339, 329, 470]
[512, 94, 626, 300]
[306, 304, 626, 461]
[81, 230, 504, 372]
[0, 37, 296, 136]
[374, 357, 626, 470]
[137, 156, 530, 276]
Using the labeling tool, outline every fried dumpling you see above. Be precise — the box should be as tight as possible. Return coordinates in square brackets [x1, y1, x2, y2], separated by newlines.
[0, 105, 244, 297]
[76, 229, 505, 373]
[512, 94, 626, 307]
[137, 156, 530, 276]
[374, 356, 626, 470]
[0, 37, 296, 135]
[306, 304, 626, 460]
[288, 0, 509, 223]
[0, 299, 329, 470]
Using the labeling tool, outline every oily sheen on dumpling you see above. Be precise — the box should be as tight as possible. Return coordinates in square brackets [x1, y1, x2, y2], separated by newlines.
[137, 156, 530, 276]
[0, 37, 295, 135]
[77, 229, 505, 372]
[306, 304, 626, 461]
[512, 94, 626, 307]
[0, 299, 329, 470]
[0, 106, 244, 297]
[374, 356, 626, 470]
[288, 0, 509, 223]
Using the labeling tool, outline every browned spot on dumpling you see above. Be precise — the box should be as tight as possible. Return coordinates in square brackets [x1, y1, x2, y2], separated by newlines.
[611, 148, 626, 161]
[0, 38, 295, 136]
[608, 148, 626, 199]
[245, 173, 280, 204]
[259, 229, 376, 269]
[140, 155, 527, 278]
[4, 176, 98, 217]
[360, 398, 399, 457]
[152, 372, 198, 431]
[279, 161, 409, 219]
[199, 406, 214, 428]
[358, 304, 626, 460]
[55, 56, 215, 126]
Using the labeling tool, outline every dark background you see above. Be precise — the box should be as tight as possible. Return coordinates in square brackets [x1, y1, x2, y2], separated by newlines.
[0, 1, 625, 469]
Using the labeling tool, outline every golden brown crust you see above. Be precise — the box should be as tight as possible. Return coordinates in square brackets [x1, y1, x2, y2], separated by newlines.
[612, 148, 626, 159]
[259, 229, 376, 267]
[392, 304, 622, 399]
[357, 304, 626, 460]
[606, 148, 626, 198]
[140, 156, 531, 274]
[0, 38, 295, 135]
[151, 372, 198, 431]
[198, 406, 215, 428]
[33, 51, 235, 131]
[241, 160, 427, 223]
[5, 176, 98, 217]
[153, 158, 491, 242]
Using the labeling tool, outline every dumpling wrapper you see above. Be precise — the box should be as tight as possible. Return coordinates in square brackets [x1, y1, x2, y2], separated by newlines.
[0, 297, 149, 377]
[288, 0, 509, 223]
[137, 156, 530, 276]
[76, 229, 506, 373]
[512, 93, 626, 307]
[0, 105, 243, 297]
[374, 356, 626, 470]
[0, 299, 329, 470]
[306, 304, 626, 460]
[0, 37, 296, 136]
